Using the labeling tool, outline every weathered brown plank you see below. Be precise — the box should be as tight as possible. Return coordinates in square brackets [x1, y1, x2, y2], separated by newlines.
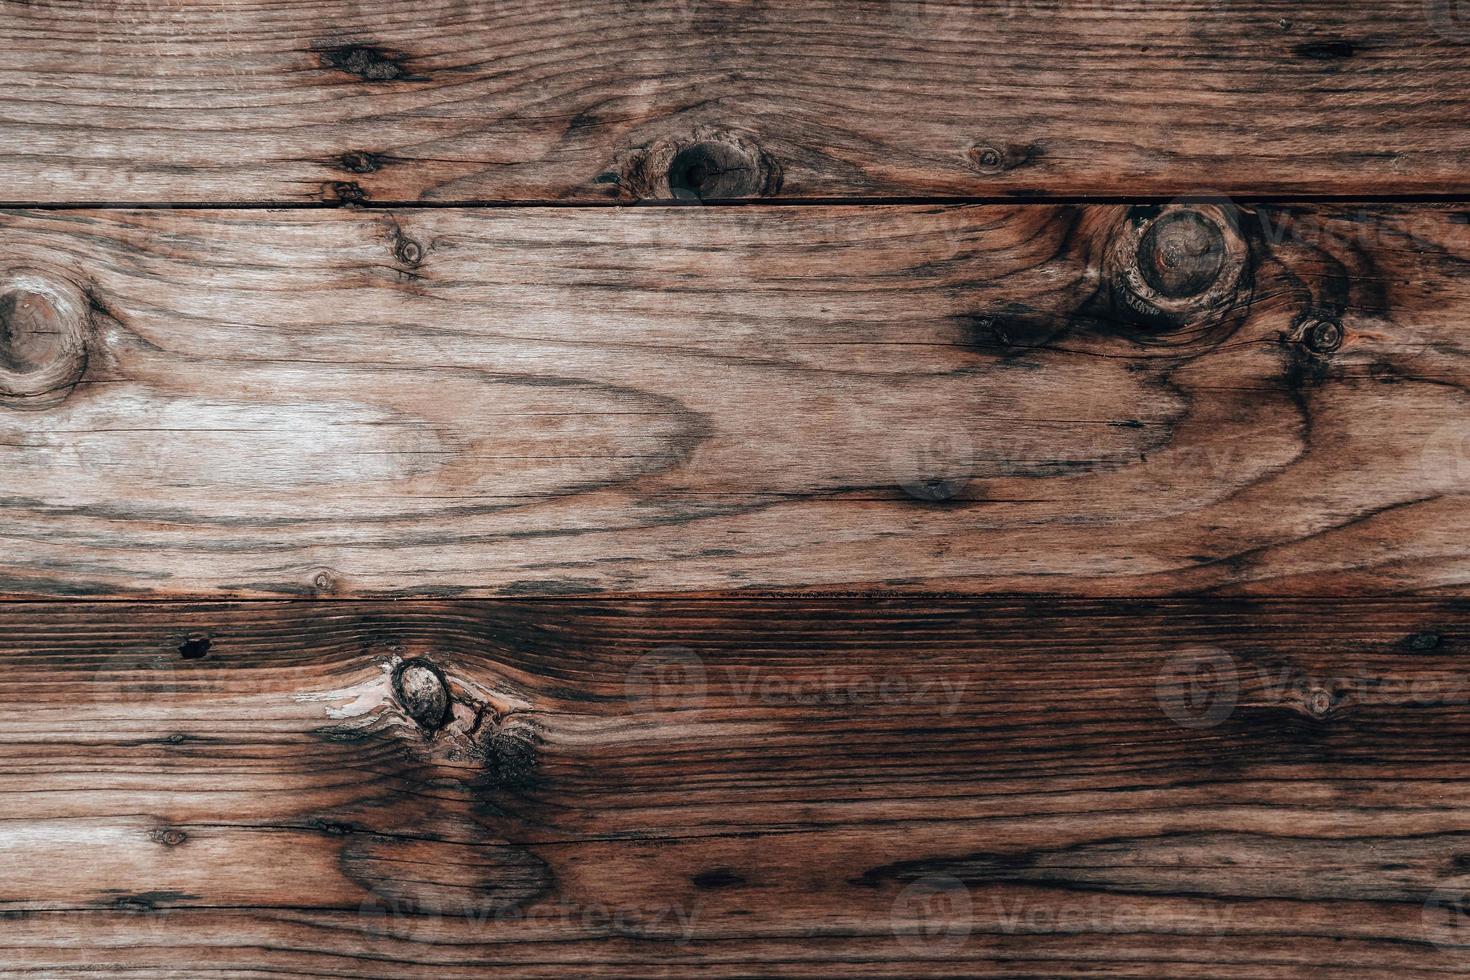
[0, 202, 1466, 597]
[1, 598, 1469, 976]
[1, 0, 1467, 203]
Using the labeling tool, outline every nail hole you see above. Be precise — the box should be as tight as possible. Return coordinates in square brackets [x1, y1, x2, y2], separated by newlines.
[178, 636, 211, 660]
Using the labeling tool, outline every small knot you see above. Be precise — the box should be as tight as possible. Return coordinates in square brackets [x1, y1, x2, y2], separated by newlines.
[177, 635, 211, 660]
[393, 658, 451, 732]
[1298, 314, 1345, 354]
[1305, 687, 1334, 719]
[149, 828, 188, 847]
[309, 568, 340, 593]
[0, 269, 91, 408]
[394, 235, 424, 267]
[966, 142, 1033, 175]
[969, 144, 1005, 172]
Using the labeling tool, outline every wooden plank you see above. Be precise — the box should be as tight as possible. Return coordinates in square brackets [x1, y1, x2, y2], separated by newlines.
[1, 0, 1468, 203]
[1, 597, 1469, 976]
[0, 202, 1466, 597]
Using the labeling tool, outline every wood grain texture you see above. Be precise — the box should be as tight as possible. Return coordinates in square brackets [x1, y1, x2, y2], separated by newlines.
[2, 0, 1468, 203]
[0, 202, 1467, 597]
[1, 598, 1469, 977]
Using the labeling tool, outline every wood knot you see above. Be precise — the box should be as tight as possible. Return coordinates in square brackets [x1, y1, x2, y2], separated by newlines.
[149, 828, 188, 847]
[339, 151, 382, 174]
[610, 128, 781, 201]
[393, 658, 451, 732]
[308, 568, 341, 593]
[966, 141, 1034, 175]
[394, 235, 424, 267]
[0, 269, 91, 409]
[1296, 312, 1345, 354]
[326, 181, 367, 205]
[1109, 203, 1251, 335]
[1305, 687, 1334, 719]
[317, 44, 418, 82]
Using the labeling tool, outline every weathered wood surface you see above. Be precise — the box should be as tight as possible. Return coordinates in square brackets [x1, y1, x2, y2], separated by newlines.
[2, 0, 1468, 203]
[0, 202, 1466, 597]
[0, 598, 1467, 977]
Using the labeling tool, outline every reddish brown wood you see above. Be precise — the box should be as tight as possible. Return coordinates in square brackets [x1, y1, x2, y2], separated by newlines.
[0, 599, 1468, 976]
[0, 0, 1466, 203]
[0, 203, 1465, 597]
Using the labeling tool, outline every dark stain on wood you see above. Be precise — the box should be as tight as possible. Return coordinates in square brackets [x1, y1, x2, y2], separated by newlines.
[316, 43, 419, 82]
[176, 635, 210, 660]
[692, 867, 747, 889]
[339, 151, 384, 174]
[325, 180, 367, 204]
[1294, 39, 1359, 59]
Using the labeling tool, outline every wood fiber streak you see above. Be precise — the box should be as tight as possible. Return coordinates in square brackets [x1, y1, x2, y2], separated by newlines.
[0, 598, 1468, 977]
[0, 0, 1466, 202]
[0, 204, 1466, 597]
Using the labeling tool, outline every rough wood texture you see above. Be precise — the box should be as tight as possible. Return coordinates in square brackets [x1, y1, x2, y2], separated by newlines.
[0, 598, 1468, 977]
[2, 0, 1468, 203]
[0, 202, 1466, 597]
